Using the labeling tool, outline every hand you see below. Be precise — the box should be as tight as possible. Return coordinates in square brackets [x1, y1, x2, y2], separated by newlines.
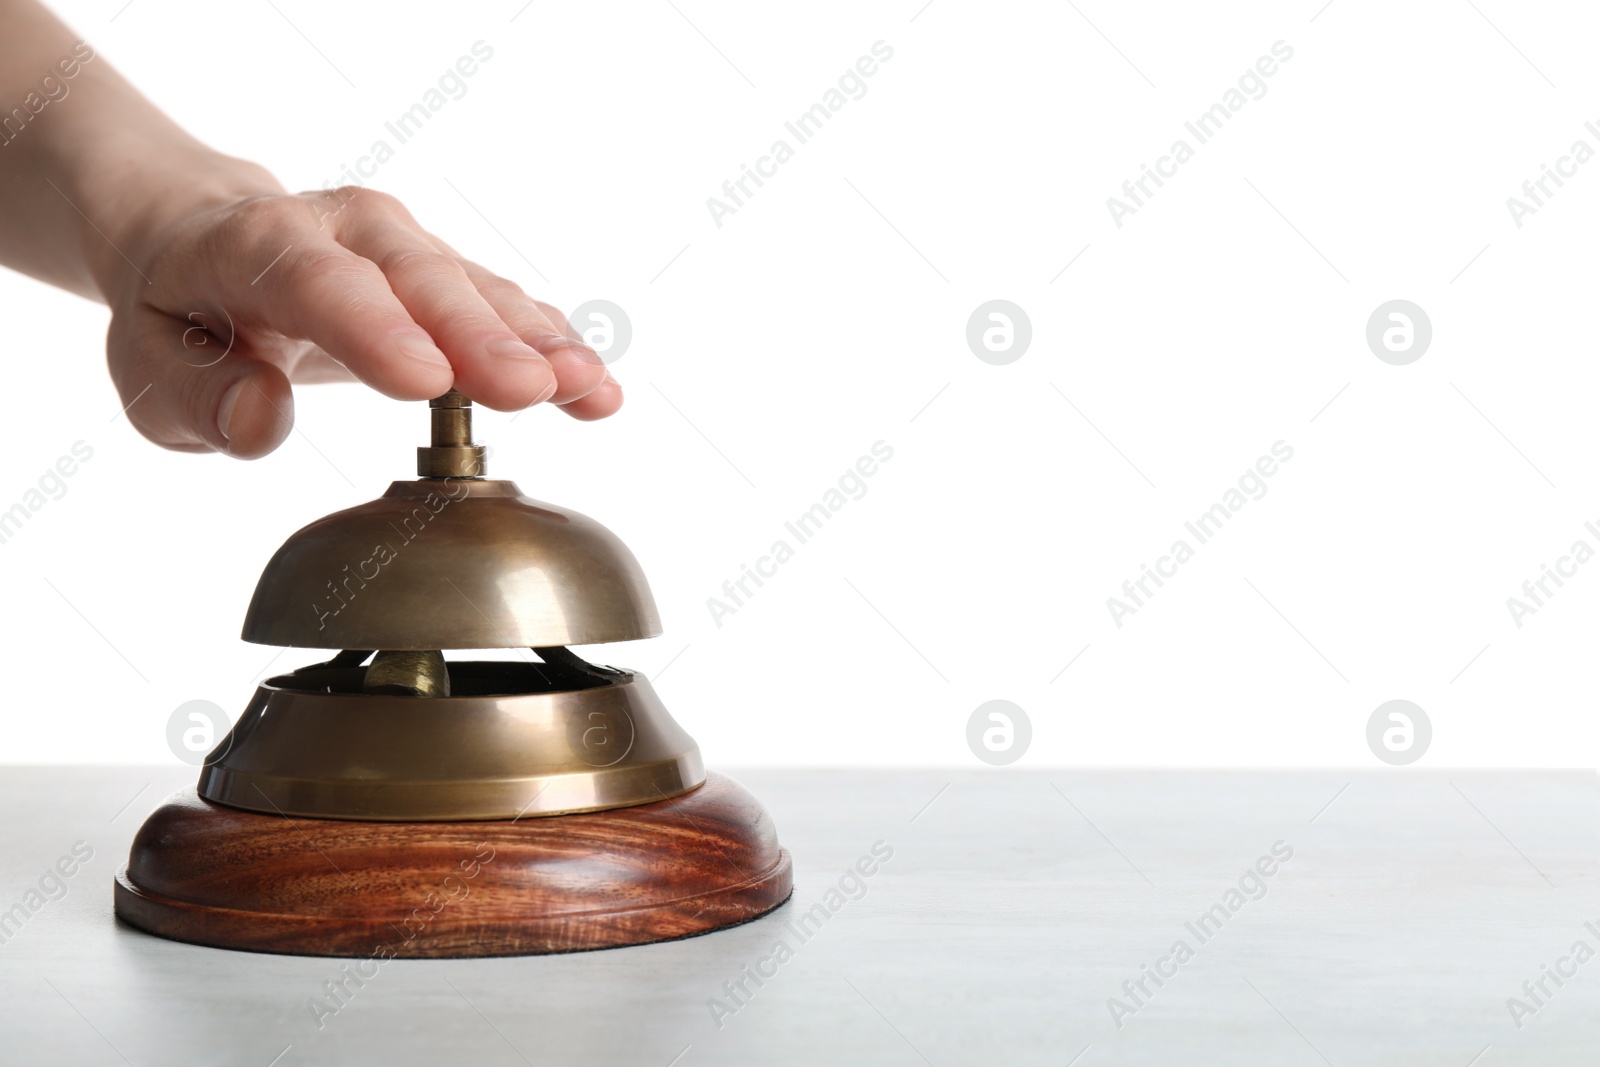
[102, 184, 620, 459]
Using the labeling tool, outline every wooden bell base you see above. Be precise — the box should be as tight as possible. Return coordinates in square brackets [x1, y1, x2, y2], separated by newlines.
[114, 772, 792, 958]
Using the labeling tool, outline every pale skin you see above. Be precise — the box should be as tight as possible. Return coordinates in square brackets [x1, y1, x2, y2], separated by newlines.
[0, 1, 619, 459]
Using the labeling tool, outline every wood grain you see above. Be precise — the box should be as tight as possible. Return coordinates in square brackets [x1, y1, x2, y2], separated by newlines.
[114, 772, 792, 958]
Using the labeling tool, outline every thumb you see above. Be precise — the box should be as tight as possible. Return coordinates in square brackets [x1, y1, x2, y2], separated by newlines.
[108, 303, 294, 459]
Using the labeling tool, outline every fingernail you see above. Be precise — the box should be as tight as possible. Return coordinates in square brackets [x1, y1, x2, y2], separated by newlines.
[531, 334, 603, 365]
[217, 378, 246, 441]
[394, 332, 452, 369]
[485, 336, 545, 362]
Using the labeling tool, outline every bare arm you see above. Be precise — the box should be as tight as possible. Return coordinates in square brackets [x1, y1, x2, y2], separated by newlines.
[0, 0, 617, 457]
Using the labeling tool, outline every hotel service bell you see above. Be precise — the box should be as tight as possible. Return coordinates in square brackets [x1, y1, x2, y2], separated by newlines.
[115, 392, 792, 957]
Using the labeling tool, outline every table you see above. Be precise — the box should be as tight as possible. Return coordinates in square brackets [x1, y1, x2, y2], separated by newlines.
[0, 766, 1593, 1065]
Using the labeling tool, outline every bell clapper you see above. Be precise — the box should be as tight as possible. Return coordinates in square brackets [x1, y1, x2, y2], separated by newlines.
[363, 649, 451, 697]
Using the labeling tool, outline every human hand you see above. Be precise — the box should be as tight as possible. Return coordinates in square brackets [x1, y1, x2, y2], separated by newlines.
[101, 184, 619, 459]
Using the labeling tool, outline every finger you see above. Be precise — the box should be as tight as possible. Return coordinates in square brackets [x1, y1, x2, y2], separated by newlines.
[109, 303, 294, 459]
[338, 222, 557, 411]
[539, 298, 623, 419]
[556, 373, 623, 420]
[453, 264, 607, 406]
[202, 236, 455, 402]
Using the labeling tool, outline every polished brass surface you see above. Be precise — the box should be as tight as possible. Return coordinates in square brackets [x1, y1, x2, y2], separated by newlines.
[417, 390, 487, 478]
[222, 392, 688, 821]
[415, 449, 487, 478]
[197, 666, 704, 820]
[240, 479, 661, 649]
[363, 649, 450, 697]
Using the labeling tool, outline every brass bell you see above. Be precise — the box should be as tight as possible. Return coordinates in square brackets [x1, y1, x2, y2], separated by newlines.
[115, 393, 792, 957]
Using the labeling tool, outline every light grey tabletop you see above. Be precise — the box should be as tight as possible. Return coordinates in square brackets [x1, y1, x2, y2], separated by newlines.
[0, 766, 1593, 1065]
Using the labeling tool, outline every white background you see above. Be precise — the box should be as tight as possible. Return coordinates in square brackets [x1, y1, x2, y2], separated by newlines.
[2, 0, 1596, 768]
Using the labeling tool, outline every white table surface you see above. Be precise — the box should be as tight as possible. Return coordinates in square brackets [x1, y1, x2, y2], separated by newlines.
[0, 766, 1594, 1065]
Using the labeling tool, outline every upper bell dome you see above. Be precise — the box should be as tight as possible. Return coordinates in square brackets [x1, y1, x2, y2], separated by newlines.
[239, 392, 661, 650]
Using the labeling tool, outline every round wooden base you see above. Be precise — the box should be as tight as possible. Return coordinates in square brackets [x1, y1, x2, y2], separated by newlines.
[115, 772, 792, 958]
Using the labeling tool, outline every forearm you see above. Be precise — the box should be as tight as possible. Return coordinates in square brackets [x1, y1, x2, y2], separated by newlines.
[0, 0, 281, 302]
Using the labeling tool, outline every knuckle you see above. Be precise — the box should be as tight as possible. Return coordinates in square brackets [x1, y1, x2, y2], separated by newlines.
[191, 199, 298, 270]
[349, 188, 411, 222]
[295, 186, 371, 231]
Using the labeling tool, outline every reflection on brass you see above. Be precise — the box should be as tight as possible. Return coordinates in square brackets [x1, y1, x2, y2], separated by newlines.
[363, 649, 450, 697]
[198, 666, 703, 820]
[241, 479, 661, 650]
[239, 388, 655, 650]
